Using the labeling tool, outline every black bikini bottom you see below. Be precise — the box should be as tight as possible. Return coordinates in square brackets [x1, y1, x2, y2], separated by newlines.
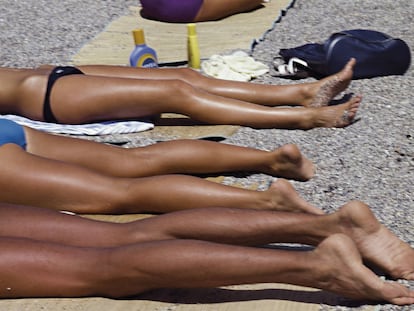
[43, 66, 84, 123]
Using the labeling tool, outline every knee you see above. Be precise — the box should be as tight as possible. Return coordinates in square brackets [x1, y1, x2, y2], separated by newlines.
[167, 79, 196, 94]
[173, 68, 215, 90]
[126, 148, 169, 176]
[174, 67, 204, 82]
[79, 180, 134, 215]
[163, 79, 201, 106]
[69, 248, 153, 298]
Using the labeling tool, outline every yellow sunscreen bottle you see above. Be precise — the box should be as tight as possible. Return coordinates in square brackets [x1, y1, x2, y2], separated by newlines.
[187, 23, 200, 69]
[129, 29, 158, 68]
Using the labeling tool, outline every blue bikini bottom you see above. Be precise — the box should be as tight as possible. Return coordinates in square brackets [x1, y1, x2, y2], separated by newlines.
[0, 119, 27, 149]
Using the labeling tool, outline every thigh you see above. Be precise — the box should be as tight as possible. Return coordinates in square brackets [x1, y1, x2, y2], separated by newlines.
[48, 74, 178, 124]
[79, 65, 219, 98]
[0, 203, 130, 247]
[79, 65, 202, 84]
[24, 127, 145, 177]
[0, 203, 203, 247]
[0, 236, 105, 298]
[0, 143, 119, 212]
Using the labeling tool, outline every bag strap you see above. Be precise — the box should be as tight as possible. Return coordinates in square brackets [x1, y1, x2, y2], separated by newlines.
[272, 57, 310, 78]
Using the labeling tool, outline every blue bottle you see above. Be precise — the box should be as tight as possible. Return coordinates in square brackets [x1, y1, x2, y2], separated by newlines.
[129, 29, 158, 68]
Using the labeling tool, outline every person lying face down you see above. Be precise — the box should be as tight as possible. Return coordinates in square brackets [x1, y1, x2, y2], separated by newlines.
[139, 0, 270, 23]
[0, 201, 413, 305]
[0, 59, 360, 130]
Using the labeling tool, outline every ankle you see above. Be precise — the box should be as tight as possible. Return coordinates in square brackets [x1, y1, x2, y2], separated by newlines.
[301, 83, 319, 107]
[259, 152, 280, 175]
[298, 109, 319, 129]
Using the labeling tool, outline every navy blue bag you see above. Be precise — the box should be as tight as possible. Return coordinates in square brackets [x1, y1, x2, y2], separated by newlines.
[278, 29, 411, 79]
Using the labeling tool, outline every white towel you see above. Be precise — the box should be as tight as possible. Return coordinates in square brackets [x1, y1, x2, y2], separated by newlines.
[1, 114, 154, 136]
[201, 51, 269, 82]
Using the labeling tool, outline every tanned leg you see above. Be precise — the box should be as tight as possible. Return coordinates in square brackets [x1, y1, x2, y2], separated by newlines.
[77, 58, 355, 107]
[46, 72, 361, 129]
[0, 234, 413, 304]
[100, 234, 414, 303]
[0, 202, 412, 302]
[16, 60, 355, 125]
[25, 127, 314, 181]
[0, 144, 321, 214]
[124, 202, 414, 281]
[2, 201, 412, 282]
[148, 202, 414, 281]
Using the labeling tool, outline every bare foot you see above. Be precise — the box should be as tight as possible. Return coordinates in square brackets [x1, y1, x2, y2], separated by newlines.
[265, 144, 315, 181]
[310, 234, 414, 304]
[336, 201, 414, 280]
[307, 58, 356, 107]
[267, 179, 324, 215]
[313, 95, 361, 128]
